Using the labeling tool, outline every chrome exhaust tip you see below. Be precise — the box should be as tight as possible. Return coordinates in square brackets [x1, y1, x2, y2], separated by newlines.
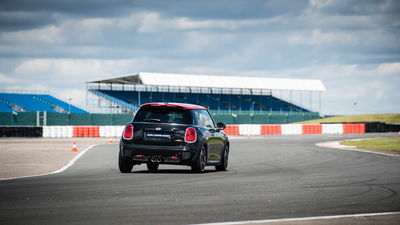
[156, 157, 162, 163]
[150, 157, 157, 163]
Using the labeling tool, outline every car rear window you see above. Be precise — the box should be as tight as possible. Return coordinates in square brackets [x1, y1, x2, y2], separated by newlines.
[133, 107, 193, 124]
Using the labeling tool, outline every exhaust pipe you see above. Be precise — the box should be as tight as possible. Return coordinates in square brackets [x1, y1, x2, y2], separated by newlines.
[156, 157, 162, 163]
[151, 157, 157, 163]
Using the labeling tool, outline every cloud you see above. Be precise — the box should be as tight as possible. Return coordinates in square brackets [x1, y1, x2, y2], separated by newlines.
[0, 11, 63, 31]
[308, 0, 400, 15]
[136, 12, 280, 33]
[376, 63, 400, 76]
[0, 73, 20, 84]
[0, 82, 48, 92]
[14, 58, 143, 79]
[0, 25, 64, 44]
[0, 0, 399, 114]
[176, 62, 400, 115]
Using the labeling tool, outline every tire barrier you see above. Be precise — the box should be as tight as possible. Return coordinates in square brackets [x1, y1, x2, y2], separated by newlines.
[281, 124, 303, 135]
[1, 122, 398, 137]
[224, 125, 240, 135]
[322, 124, 343, 134]
[343, 123, 365, 134]
[43, 126, 73, 138]
[302, 124, 322, 134]
[225, 123, 393, 135]
[99, 126, 125, 138]
[365, 122, 400, 133]
[239, 125, 261, 136]
[261, 125, 281, 135]
[0, 127, 42, 137]
[42, 126, 124, 138]
[73, 126, 100, 137]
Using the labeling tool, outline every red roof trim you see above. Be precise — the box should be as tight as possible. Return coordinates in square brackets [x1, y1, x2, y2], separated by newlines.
[140, 102, 206, 110]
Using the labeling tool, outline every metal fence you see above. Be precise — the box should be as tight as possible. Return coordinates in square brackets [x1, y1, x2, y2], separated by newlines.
[210, 110, 321, 124]
[0, 112, 133, 126]
[0, 111, 321, 126]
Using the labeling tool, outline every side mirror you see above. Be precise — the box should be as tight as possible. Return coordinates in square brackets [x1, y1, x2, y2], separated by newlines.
[216, 122, 226, 130]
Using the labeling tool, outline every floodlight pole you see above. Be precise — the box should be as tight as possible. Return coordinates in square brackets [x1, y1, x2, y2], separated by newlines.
[68, 98, 72, 114]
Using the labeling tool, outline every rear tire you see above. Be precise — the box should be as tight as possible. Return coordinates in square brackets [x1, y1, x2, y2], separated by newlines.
[216, 145, 229, 171]
[191, 146, 206, 173]
[119, 153, 133, 173]
[147, 163, 159, 172]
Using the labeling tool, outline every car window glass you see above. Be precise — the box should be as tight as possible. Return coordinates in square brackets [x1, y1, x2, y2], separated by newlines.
[195, 110, 215, 128]
[134, 107, 192, 124]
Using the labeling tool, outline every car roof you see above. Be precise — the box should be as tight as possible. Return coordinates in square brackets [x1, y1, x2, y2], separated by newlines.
[140, 102, 206, 110]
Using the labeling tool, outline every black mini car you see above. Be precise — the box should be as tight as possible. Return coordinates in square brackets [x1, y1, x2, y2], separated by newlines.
[119, 102, 230, 173]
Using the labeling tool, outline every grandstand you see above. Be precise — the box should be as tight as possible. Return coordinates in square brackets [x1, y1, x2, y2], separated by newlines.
[87, 73, 326, 115]
[0, 92, 88, 114]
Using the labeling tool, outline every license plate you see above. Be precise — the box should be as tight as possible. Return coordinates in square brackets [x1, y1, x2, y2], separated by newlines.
[145, 133, 171, 141]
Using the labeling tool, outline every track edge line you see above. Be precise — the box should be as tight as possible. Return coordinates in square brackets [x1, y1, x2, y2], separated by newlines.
[191, 212, 400, 225]
[315, 140, 400, 157]
[0, 144, 100, 181]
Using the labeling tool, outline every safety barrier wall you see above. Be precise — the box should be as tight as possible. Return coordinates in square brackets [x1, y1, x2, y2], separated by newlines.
[261, 125, 281, 135]
[42, 126, 73, 138]
[302, 124, 322, 134]
[42, 126, 125, 138]
[322, 124, 343, 134]
[73, 126, 100, 137]
[3, 123, 399, 138]
[343, 123, 365, 134]
[0, 126, 42, 137]
[224, 125, 240, 135]
[99, 126, 125, 138]
[238, 125, 261, 136]
[281, 124, 303, 135]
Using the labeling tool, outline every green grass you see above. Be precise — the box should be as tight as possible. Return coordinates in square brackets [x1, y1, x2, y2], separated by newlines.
[341, 137, 400, 153]
[295, 114, 400, 124]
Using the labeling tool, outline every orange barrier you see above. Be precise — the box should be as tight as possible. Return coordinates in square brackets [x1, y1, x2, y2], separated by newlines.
[302, 124, 322, 134]
[73, 126, 100, 137]
[72, 127, 80, 137]
[343, 124, 365, 134]
[261, 125, 281, 135]
[224, 125, 240, 135]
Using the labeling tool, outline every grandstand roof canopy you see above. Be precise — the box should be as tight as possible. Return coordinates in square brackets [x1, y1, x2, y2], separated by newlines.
[89, 72, 326, 91]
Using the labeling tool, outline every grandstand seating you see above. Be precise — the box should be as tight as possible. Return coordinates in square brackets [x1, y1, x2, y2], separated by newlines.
[88, 89, 138, 111]
[0, 101, 13, 112]
[94, 90, 309, 112]
[0, 93, 88, 113]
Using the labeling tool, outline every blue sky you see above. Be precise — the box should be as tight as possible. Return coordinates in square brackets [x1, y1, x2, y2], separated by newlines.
[0, 0, 399, 115]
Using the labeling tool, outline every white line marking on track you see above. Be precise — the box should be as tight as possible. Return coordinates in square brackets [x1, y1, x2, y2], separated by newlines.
[0, 144, 99, 181]
[316, 140, 400, 157]
[191, 212, 400, 225]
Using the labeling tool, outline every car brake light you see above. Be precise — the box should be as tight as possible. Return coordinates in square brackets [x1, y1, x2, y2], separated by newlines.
[185, 127, 197, 143]
[123, 124, 134, 140]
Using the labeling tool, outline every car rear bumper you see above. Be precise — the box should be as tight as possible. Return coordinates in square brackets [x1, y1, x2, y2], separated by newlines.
[120, 143, 196, 165]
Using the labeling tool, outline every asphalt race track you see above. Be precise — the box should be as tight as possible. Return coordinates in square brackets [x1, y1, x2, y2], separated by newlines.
[0, 133, 399, 225]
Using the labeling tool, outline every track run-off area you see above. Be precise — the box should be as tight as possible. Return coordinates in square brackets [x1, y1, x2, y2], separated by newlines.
[0, 133, 399, 225]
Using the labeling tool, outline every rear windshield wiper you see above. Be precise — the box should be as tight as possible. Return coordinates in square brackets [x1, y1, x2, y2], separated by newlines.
[144, 118, 161, 123]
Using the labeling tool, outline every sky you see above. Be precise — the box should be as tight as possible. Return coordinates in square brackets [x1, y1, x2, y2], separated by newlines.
[0, 0, 399, 115]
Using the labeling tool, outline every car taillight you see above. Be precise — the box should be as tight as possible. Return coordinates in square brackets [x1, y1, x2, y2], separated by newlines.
[185, 127, 197, 143]
[123, 124, 134, 140]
